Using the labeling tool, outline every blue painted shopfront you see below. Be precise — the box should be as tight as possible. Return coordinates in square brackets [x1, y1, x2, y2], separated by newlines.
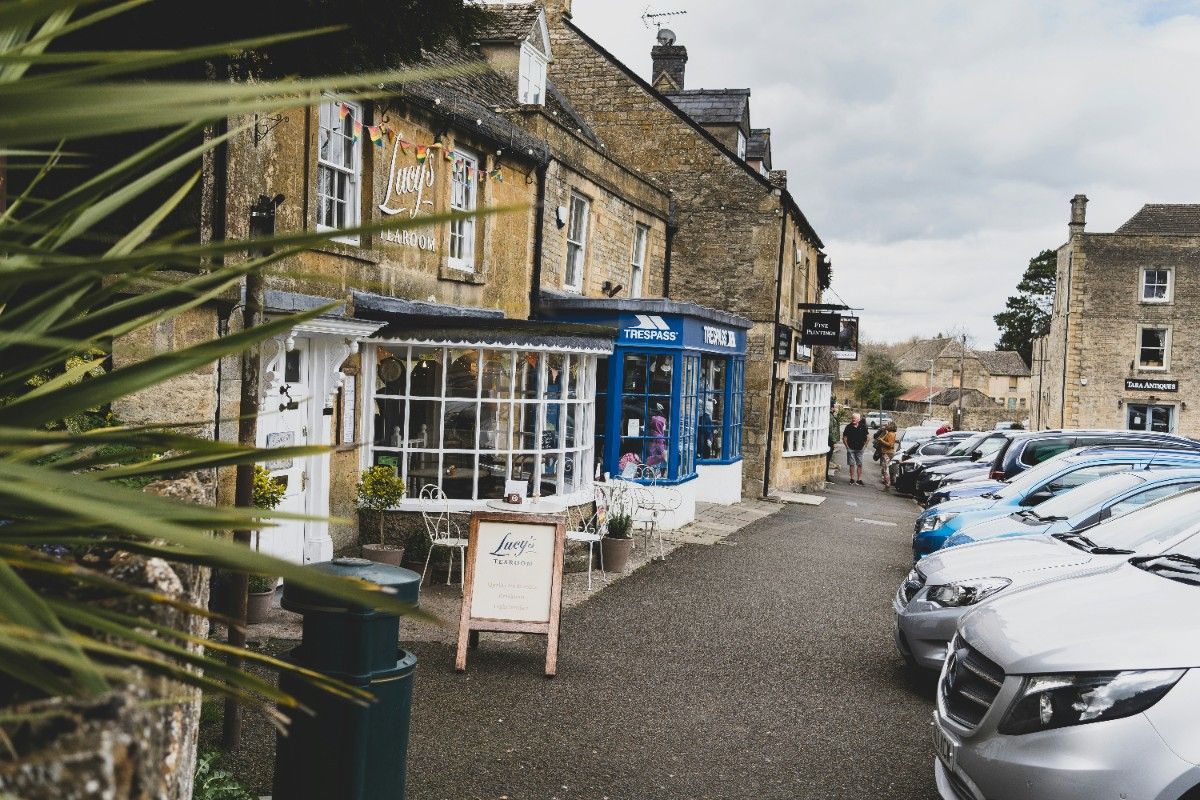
[540, 299, 751, 486]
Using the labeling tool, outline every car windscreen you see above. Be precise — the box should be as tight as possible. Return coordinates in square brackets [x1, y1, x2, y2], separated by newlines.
[1088, 489, 1200, 552]
[994, 450, 1089, 499]
[948, 434, 987, 456]
[1033, 472, 1145, 519]
[975, 435, 1007, 458]
[901, 427, 936, 444]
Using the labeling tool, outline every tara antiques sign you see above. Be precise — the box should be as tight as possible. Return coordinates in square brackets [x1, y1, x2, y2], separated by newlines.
[1125, 378, 1179, 393]
[455, 511, 566, 676]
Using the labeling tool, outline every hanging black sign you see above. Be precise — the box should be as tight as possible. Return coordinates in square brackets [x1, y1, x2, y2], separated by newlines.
[774, 325, 793, 361]
[1125, 378, 1178, 393]
[801, 312, 841, 346]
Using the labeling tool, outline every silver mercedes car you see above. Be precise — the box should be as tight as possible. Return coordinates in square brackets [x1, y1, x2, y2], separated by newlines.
[932, 545, 1200, 800]
[895, 484, 1200, 670]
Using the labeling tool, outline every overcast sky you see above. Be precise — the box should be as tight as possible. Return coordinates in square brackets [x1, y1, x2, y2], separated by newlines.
[570, 0, 1200, 348]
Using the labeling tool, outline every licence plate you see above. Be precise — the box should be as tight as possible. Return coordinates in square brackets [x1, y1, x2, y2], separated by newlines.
[932, 716, 957, 771]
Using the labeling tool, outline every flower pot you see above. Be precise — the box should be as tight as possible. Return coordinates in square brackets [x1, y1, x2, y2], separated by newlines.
[361, 543, 405, 567]
[246, 589, 275, 624]
[601, 536, 633, 574]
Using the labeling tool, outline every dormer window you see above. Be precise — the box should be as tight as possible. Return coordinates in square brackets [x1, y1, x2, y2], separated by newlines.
[519, 43, 547, 105]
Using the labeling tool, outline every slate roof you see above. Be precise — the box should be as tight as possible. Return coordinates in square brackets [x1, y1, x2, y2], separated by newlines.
[395, 36, 597, 154]
[474, 3, 542, 44]
[895, 338, 956, 372]
[747, 128, 770, 165]
[896, 338, 1029, 377]
[977, 349, 1030, 377]
[1115, 204, 1200, 236]
[663, 88, 751, 126]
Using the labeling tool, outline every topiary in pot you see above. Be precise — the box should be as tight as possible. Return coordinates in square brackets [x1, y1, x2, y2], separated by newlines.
[246, 466, 285, 623]
[357, 465, 407, 566]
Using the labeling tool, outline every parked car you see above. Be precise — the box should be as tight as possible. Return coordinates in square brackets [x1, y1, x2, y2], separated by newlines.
[897, 478, 1200, 670]
[944, 468, 1200, 549]
[987, 428, 1200, 482]
[934, 547, 1200, 800]
[911, 432, 1015, 502]
[894, 432, 992, 496]
[992, 421, 1023, 430]
[865, 411, 892, 429]
[890, 430, 973, 486]
[911, 447, 1200, 560]
[925, 427, 1200, 507]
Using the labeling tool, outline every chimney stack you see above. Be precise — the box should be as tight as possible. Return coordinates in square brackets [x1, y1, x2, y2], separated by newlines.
[542, 0, 572, 22]
[1069, 193, 1088, 237]
[651, 43, 687, 92]
[768, 169, 788, 191]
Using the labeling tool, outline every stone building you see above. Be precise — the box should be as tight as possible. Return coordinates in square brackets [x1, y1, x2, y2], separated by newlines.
[895, 338, 1031, 413]
[1031, 196, 1200, 436]
[116, 4, 697, 562]
[541, 0, 834, 496]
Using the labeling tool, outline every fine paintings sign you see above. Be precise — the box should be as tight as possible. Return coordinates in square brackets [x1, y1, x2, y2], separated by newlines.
[801, 312, 841, 346]
[455, 511, 566, 676]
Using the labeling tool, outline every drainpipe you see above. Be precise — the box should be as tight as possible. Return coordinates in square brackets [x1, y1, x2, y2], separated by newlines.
[529, 162, 548, 319]
[762, 204, 789, 497]
[224, 193, 281, 750]
[663, 198, 676, 297]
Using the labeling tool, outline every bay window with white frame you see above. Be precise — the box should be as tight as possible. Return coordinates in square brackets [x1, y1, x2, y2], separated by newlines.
[367, 343, 599, 505]
[448, 149, 478, 271]
[316, 99, 361, 242]
[782, 380, 832, 456]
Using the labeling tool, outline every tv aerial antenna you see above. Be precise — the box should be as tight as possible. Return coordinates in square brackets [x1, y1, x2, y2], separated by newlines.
[642, 7, 687, 34]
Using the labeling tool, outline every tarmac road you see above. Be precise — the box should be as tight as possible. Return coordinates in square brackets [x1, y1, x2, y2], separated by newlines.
[405, 475, 939, 800]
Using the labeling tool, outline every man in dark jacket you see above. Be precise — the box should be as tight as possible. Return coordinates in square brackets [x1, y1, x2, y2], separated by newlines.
[842, 412, 870, 485]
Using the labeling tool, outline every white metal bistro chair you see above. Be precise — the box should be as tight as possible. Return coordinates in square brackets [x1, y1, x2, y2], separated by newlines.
[419, 483, 468, 593]
[631, 464, 681, 561]
[566, 485, 613, 592]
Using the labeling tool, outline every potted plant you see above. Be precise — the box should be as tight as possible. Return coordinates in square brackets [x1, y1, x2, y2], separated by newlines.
[601, 508, 634, 574]
[357, 465, 407, 566]
[247, 465, 285, 624]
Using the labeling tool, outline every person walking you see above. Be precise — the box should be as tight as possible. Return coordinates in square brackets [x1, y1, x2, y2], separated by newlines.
[826, 402, 839, 476]
[877, 421, 898, 488]
[841, 412, 870, 485]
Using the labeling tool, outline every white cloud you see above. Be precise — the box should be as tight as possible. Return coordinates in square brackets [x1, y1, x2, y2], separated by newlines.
[570, 0, 1200, 344]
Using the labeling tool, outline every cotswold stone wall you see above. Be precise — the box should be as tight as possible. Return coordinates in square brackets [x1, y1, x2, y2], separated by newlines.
[546, 14, 825, 497]
[1039, 232, 1200, 435]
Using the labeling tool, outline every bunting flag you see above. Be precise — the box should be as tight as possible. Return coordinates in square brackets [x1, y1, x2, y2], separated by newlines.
[367, 124, 384, 149]
[352, 119, 363, 141]
[490, 169, 503, 183]
[415, 144, 427, 163]
[338, 102, 350, 120]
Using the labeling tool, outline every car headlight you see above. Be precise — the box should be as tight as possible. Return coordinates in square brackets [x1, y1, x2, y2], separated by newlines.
[925, 577, 1010, 607]
[917, 513, 956, 533]
[998, 670, 1186, 735]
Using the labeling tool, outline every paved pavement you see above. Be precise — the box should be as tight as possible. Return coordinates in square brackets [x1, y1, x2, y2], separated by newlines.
[404, 476, 939, 800]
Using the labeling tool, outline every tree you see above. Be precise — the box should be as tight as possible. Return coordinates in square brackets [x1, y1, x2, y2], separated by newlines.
[994, 249, 1057, 366]
[851, 352, 906, 410]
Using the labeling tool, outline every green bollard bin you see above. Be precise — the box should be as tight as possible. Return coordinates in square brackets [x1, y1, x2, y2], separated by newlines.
[273, 557, 421, 800]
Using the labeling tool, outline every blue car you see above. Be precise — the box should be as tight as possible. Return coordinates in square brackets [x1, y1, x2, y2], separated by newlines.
[942, 467, 1200, 548]
[911, 447, 1200, 560]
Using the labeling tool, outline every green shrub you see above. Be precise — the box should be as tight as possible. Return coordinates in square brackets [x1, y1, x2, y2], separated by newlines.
[357, 466, 406, 544]
[606, 509, 633, 539]
[252, 464, 286, 510]
[193, 751, 255, 800]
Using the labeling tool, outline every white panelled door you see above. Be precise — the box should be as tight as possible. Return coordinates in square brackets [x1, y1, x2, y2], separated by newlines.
[258, 337, 311, 564]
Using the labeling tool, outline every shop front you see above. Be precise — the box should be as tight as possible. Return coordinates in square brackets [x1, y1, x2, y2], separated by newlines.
[353, 294, 615, 512]
[539, 295, 752, 527]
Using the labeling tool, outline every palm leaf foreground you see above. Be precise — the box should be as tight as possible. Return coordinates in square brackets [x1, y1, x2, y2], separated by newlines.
[0, 1, 492, 729]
